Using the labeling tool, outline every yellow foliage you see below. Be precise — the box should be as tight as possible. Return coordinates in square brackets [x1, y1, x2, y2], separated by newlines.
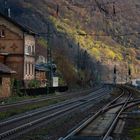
[38, 38, 48, 48]
[49, 15, 132, 63]
[103, 48, 116, 60]
[116, 53, 123, 61]
[91, 48, 101, 60]
[77, 30, 87, 35]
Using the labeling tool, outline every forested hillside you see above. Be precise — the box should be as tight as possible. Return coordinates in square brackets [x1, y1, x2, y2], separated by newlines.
[0, 0, 140, 85]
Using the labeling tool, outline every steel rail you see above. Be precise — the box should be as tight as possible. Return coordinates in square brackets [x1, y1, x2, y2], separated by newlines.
[0, 87, 103, 112]
[0, 90, 110, 139]
[59, 88, 125, 140]
[124, 101, 140, 110]
[0, 88, 108, 127]
[102, 92, 132, 140]
[101, 88, 124, 111]
[103, 98, 140, 112]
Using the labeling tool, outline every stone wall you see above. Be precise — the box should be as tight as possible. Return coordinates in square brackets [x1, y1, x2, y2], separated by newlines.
[0, 15, 36, 81]
[0, 16, 24, 80]
[35, 71, 46, 87]
[24, 34, 35, 80]
[0, 76, 11, 98]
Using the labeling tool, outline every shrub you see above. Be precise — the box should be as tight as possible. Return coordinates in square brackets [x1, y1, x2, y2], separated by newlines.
[91, 48, 101, 60]
[38, 38, 48, 48]
[28, 80, 40, 88]
[13, 79, 24, 96]
[104, 48, 116, 60]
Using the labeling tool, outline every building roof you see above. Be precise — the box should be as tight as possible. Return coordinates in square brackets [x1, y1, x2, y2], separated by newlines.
[35, 63, 57, 72]
[35, 63, 49, 72]
[0, 12, 36, 36]
[0, 63, 16, 74]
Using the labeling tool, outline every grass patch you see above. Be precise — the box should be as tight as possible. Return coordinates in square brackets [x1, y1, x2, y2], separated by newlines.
[128, 116, 140, 140]
[129, 128, 140, 140]
[0, 92, 58, 105]
[0, 96, 37, 104]
[0, 98, 65, 120]
[134, 135, 140, 140]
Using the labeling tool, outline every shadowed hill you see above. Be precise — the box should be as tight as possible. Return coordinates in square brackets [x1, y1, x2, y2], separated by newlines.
[0, 0, 140, 85]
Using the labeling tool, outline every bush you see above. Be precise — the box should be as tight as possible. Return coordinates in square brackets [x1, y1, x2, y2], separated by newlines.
[13, 79, 24, 96]
[28, 80, 40, 88]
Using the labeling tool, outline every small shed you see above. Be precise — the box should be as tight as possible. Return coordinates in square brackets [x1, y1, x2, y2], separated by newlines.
[35, 64, 48, 87]
[0, 63, 15, 98]
[35, 63, 57, 87]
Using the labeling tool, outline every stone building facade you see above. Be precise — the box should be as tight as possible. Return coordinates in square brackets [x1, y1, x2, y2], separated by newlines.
[0, 12, 36, 83]
[0, 63, 15, 98]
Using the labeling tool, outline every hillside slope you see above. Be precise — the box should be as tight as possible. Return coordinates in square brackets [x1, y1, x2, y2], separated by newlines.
[0, 0, 140, 84]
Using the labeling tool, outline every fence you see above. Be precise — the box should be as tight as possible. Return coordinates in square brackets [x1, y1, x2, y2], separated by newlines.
[20, 86, 68, 96]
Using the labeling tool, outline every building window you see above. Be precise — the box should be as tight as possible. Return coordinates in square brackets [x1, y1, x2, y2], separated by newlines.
[32, 64, 34, 75]
[28, 46, 32, 54]
[26, 62, 30, 75]
[26, 63, 28, 75]
[25, 46, 32, 55]
[28, 63, 30, 75]
[32, 45, 35, 54]
[30, 63, 32, 75]
[0, 30, 5, 38]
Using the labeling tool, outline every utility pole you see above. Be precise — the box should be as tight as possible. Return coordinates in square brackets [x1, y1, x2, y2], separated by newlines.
[113, 65, 117, 85]
[77, 42, 80, 72]
[125, 53, 132, 84]
[47, 23, 53, 87]
[128, 65, 131, 84]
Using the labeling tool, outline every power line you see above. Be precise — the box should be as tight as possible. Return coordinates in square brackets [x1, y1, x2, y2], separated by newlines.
[38, 31, 140, 37]
[56, 1, 116, 7]
[54, 1, 140, 16]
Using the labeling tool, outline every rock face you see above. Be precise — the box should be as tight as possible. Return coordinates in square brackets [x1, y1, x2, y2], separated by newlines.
[0, 0, 140, 83]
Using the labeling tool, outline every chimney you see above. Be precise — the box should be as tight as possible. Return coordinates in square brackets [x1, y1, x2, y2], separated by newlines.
[4, 0, 8, 15]
[8, 8, 11, 17]
[4, 0, 11, 17]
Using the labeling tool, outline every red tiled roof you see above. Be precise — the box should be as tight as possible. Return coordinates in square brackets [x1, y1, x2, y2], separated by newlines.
[0, 63, 16, 74]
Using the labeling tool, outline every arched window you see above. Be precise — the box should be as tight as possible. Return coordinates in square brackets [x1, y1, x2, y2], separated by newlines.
[32, 64, 34, 75]
[28, 46, 32, 54]
[0, 30, 5, 38]
[26, 62, 28, 75]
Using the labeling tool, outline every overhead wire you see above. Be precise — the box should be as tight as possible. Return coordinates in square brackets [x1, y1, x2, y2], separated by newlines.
[37, 1, 140, 38]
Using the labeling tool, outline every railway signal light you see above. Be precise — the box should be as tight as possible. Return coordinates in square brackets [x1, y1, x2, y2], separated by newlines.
[113, 2, 116, 16]
[114, 65, 117, 74]
[56, 4, 59, 17]
[128, 67, 131, 76]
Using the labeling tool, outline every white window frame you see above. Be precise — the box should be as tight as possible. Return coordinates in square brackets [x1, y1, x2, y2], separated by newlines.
[25, 45, 32, 55]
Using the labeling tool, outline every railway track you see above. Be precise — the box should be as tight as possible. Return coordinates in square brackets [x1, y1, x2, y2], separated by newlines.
[0, 87, 102, 112]
[0, 87, 111, 140]
[60, 87, 139, 140]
